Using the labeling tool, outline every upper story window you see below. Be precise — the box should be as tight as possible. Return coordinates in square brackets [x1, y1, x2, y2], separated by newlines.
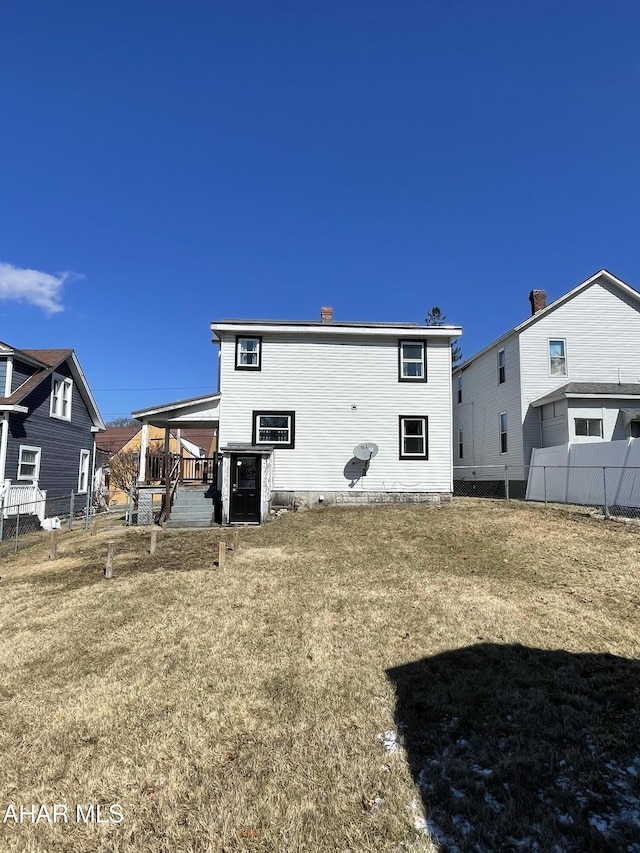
[18, 445, 41, 481]
[50, 373, 72, 420]
[457, 376, 462, 403]
[252, 411, 295, 448]
[399, 415, 428, 459]
[398, 341, 426, 382]
[499, 411, 508, 454]
[549, 340, 567, 376]
[497, 348, 505, 384]
[458, 426, 464, 460]
[235, 336, 262, 370]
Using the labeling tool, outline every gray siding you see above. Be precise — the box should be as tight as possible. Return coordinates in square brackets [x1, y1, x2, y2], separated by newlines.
[11, 359, 38, 393]
[0, 359, 5, 395]
[6, 360, 94, 509]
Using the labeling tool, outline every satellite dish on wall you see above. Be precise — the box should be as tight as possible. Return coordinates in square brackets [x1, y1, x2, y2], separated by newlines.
[353, 442, 379, 461]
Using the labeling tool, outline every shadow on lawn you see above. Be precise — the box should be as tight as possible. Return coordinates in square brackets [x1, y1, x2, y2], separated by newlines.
[387, 644, 640, 853]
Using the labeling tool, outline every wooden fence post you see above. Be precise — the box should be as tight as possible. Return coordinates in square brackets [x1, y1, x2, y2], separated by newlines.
[49, 529, 58, 561]
[150, 528, 158, 555]
[218, 539, 226, 568]
[91, 519, 98, 537]
[105, 541, 116, 578]
[232, 529, 239, 551]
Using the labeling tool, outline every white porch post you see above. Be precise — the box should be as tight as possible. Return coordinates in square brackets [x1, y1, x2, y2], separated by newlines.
[0, 414, 8, 483]
[138, 421, 149, 482]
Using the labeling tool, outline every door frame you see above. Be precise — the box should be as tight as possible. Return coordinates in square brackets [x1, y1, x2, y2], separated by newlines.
[229, 453, 261, 524]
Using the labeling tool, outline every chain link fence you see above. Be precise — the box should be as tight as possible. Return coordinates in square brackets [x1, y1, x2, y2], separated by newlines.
[454, 465, 640, 519]
[0, 487, 138, 550]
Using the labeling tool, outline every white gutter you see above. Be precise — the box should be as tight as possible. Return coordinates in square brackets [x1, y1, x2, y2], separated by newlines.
[211, 323, 461, 341]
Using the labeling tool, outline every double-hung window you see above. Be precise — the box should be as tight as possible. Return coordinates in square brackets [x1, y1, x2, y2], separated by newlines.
[78, 449, 91, 493]
[458, 426, 464, 460]
[50, 373, 72, 420]
[498, 349, 505, 384]
[18, 445, 41, 481]
[549, 340, 567, 376]
[457, 376, 462, 403]
[399, 415, 428, 459]
[235, 337, 262, 370]
[398, 341, 426, 381]
[499, 412, 508, 454]
[252, 411, 295, 448]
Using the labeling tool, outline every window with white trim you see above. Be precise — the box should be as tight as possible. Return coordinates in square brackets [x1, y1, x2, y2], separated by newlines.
[399, 415, 428, 459]
[252, 411, 295, 448]
[235, 337, 262, 370]
[458, 426, 464, 460]
[457, 375, 462, 403]
[50, 373, 73, 420]
[398, 341, 426, 381]
[18, 445, 41, 481]
[498, 348, 505, 384]
[574, 418, 602, 437]
[549, 340, 567, 376]
[78, 449, 91, 494]
[499, 412, 508, 454]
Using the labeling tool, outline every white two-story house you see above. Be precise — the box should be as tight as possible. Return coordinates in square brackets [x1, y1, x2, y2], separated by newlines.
[452, 269, 640, 490]
[211, 307, 462, 524]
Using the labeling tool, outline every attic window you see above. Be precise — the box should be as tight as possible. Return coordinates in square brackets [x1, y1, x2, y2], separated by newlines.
[50, 373, 72, 420]
[549, 340, 567, 376]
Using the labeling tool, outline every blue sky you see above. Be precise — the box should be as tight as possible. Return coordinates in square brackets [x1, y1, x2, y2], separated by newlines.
[2, 1, 640, 421]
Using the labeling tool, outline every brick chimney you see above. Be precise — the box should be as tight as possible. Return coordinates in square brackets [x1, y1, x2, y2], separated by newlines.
[529, 290, 546, 315]
[320, 306, 333, 322]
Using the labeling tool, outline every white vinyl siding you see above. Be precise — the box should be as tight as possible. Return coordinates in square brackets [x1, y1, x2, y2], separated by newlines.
[451, 332, 523, 469]
[219, 333, 454, 493]
[520, 278, 640, 463]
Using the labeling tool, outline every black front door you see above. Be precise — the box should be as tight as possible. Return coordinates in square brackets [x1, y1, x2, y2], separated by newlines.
[229, 455, 261, 523]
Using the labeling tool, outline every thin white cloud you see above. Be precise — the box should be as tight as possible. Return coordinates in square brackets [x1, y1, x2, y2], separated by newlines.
[0, 261, 73, 314]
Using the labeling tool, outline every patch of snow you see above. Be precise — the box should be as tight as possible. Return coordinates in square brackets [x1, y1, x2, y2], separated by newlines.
[472, 764, 493, 778]
[377, 730, 400, 754]
[451, 787, 465, 799]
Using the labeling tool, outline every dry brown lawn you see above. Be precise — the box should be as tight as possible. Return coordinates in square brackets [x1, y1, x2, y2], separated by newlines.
[0, 500, 638, 852]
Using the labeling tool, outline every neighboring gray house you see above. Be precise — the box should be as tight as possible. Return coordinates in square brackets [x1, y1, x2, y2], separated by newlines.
[452, 270, 640, 489]
[0, 343, 105, 523]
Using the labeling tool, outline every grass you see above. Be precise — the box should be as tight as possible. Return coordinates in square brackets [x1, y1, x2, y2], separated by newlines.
[0, 500, 638, 852]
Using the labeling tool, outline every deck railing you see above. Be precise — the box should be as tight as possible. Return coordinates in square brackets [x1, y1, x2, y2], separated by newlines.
[144, 452, 217, 485]
[1, 481, 47, 523]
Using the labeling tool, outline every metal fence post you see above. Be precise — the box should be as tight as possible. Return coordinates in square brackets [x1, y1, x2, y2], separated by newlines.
[543, 466, 548, 509]
[0, 497, 4, 542]
[504, 465, 510, 501]
[84, 494, 90, 530]
[14, 508, 20, 553]
[127, 479, 135, 527]
[603, 467, 609, 518]
[68, 491, 75, 530]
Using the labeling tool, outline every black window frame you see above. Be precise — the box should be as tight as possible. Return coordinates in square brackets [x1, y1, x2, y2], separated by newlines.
[457, 375, 462, 404]
[398, 415, 429, 460]
[398, 340, 427, 383]
[252, 410, 295, 448]
[458, 426, 464, 460]
[497, 348, 505, 385]
[235, 336, 262, 371]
